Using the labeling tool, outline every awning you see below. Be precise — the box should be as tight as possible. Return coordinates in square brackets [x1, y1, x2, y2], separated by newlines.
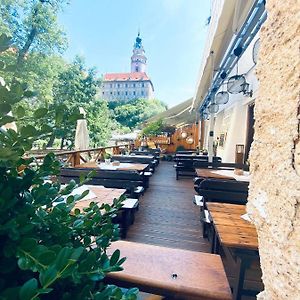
[191, 0, 255, 110]
[146, 98, 197, 127]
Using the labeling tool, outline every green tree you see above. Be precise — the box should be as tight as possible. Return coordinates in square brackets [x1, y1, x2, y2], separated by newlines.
[50, 56, 100, 148]
[142, 119, 164, 137]
[111, 98, 167, 129]
[0, 0, 67, 105]
[86, 99, 119, 148]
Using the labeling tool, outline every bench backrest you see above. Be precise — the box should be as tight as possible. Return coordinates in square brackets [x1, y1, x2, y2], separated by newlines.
[131, 150, 160, 157]
[176, 150, 198, 154]
[194, 161, 248, 170]
[60, 168, 142, 181]
[174, 155, 210, 161]
[198, 179, 249, 205]
[112, 155, 153, 165]
[59, 168, 143, 192]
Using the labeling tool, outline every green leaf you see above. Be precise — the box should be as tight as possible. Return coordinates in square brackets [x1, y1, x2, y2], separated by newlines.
[0, 103, 11, 115]
[20, 125, 37, 137]
[23, 91, 37, 98]
[55, 110, 64, 124]
[54, 247, 72, 270]
[38, 251, 56, 266]
[19, 238, 37, 252]
[16, 106, 26, 118]
[110, 249, 120, 266]
[34, 108, 48, 118]
[19, 278, 38, 300]
[41, 124, 52, 133]
[89, 271, 105, 281]
[39, 266, 57, 288]
[0, 115, 15, 126]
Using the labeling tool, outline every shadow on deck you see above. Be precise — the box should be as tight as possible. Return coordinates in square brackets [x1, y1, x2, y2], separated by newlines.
[126, 161, 210, 253]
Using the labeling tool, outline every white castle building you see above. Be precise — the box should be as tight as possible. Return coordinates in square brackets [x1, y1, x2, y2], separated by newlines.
[101, 33, 154, 101]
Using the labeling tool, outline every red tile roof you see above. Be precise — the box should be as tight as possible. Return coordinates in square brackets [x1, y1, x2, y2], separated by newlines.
[103, 72, 150, 82]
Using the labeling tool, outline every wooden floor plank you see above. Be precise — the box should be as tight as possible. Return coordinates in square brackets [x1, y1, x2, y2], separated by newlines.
[125, 161, 210, 252]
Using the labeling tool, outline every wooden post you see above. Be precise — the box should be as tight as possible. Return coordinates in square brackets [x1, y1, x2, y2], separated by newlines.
[200, 119, 205, 149]
[73, 152, 81, 167]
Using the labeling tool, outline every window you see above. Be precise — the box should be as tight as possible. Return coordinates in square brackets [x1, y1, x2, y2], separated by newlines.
[141, 91, 144, 96]
[117, 83, 120, 88]
[110, 84, 112, 88]
[110, 92, 112, 95]
[142, 83, 144, 87]
[125, 83, 128, 88]
[102, 91, 105, 95]
[117, 91, 120, 95]
[133, 91, 136, 96]
[125, 91, 128, 96]
[133, 83, 136, 88]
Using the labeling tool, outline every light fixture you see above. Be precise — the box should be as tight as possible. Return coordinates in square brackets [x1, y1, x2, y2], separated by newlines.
[227, 75, 246, 94]
[186, 136, 194, 144]
[208, 102, 219, 114]
[241, 82, 253, 97]
[181, 131, 187, 139]
[215, 91, 229, 105]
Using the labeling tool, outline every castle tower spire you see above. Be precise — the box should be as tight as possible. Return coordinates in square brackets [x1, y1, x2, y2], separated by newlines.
[131, 32, 147, 73]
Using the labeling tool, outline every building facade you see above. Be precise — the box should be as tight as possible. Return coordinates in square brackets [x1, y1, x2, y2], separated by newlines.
[101, 33, 154, 101]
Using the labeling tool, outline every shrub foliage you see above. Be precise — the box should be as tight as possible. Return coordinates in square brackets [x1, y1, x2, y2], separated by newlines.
[0, 34, 138, 300]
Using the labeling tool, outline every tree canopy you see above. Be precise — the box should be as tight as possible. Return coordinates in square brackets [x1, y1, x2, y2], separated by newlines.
[0, 0, 168, 149]
[111, 98, 167, 130]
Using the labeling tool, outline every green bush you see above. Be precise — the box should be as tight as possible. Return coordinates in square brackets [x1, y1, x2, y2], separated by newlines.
[0, 35, 138, 300]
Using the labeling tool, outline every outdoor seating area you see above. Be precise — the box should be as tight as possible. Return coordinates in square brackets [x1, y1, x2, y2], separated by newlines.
[52, 146, 262, 299]
[1, 0, 298, 299]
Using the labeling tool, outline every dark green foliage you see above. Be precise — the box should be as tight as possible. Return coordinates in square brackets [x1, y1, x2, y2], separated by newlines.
[0, 35, 138, 300]
[142, 119, 164, 137]
[110, 98, 167, 129]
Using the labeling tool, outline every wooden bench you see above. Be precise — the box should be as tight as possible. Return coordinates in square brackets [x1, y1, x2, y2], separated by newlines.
[112, 155, 157, 172]
[60, 168, 145, 198]
[106, 241, 232, 300]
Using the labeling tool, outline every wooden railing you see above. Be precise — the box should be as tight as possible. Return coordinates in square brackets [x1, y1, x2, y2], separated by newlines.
[30, 144, 133, 167]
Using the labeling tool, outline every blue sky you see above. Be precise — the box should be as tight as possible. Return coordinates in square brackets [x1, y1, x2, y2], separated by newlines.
[59, 0, 211, 108]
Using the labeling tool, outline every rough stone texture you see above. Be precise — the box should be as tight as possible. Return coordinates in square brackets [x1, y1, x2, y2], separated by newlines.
[247, 1, 300, 299]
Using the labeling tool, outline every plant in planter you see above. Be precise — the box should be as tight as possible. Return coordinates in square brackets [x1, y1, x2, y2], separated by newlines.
[0, 35, 138, 300]
[103, 152, 112, 164]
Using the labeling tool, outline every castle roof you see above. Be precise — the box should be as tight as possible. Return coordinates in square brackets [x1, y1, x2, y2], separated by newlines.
[103, 72, 150, 82]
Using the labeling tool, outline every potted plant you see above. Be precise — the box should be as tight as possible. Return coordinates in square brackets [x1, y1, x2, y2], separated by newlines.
[103, 152, 112, 164]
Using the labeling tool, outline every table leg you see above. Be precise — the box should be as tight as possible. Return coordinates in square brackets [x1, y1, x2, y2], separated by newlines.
[232, 253, 256, 300]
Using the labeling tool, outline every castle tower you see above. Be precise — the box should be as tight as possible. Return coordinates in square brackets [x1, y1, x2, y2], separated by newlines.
[131, 32, 147, 73]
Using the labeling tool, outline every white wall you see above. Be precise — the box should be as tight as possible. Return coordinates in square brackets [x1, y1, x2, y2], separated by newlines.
[210, 33, 260, 162]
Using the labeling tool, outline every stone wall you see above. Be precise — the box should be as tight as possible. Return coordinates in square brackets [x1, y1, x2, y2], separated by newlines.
[247, 1, 300, 299]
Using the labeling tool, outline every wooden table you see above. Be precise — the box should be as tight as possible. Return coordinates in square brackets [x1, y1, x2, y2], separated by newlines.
[207, 203, 258, 250]
[75, 162, 149, 172]
[196, 169, 250, 182]
[207, 203, 259, 300]
[73, 185, 126, 211]
[107, 241, 232, 300]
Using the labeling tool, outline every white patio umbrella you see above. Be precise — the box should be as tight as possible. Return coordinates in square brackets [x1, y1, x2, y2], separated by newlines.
[75, 107, 89, 151]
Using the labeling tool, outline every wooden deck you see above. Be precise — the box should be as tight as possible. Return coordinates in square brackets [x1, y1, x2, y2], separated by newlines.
[125, 161, 263, 300]
[126, 161, 210, 252]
